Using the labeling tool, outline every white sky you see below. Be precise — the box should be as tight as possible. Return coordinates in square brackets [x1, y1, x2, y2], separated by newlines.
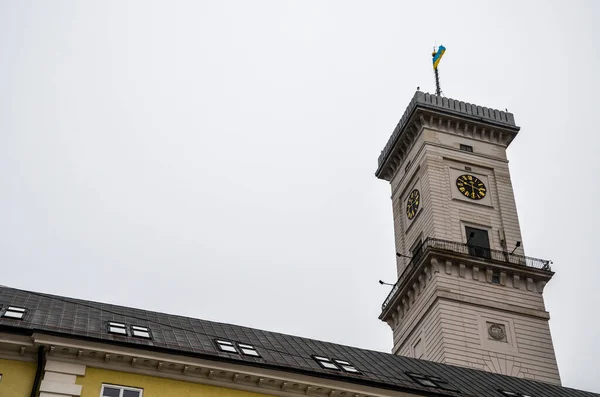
[1, 0, 599, 393]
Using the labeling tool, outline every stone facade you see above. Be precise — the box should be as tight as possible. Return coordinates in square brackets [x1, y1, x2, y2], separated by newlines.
[377, 92, 561, 384]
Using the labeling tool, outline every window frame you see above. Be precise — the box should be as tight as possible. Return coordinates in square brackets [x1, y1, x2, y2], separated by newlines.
[465, 225, 491, 259]
[131, 325, 151, 339]
[333, 359, 360, 374]
[237, 342, 260, 357]
[405, 372, 458, 391]
[313, 355, 341, 371]
[2, 306, 27, 320]
[108, 322, 128, 336]
[100, 383, 143, 397]
[460, 144, 474, 152]
[491, 270, 501, 284]
[498, 391, 532, 397]
[215, 339, 238, 353]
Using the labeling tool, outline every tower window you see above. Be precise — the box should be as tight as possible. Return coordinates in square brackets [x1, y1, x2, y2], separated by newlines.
[491, 271, 501, 284]
[238, 343, 260, 357]
[2, 306, 26, 320]
[108, 322, 127, 335]
[460, 144, 473, 152]
[465, 226, 491, 259]
[131, 325, 151, 339]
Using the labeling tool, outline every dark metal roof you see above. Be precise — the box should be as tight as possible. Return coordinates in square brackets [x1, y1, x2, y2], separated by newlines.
[0, 285, 596, 397]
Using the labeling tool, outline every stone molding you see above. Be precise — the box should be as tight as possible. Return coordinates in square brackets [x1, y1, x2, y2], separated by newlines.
[27, 334, 417, 397]
[382, 251, 553, 329]
[376, 91, 519, 181]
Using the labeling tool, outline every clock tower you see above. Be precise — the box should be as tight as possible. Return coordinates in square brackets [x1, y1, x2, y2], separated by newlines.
[376, 92, 561, 384]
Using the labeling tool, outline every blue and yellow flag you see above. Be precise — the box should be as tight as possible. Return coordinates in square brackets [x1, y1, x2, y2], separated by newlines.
[432, 45, 446, 70]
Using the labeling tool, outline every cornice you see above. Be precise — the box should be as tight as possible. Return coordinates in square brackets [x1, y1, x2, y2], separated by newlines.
[380, 250, 554, 326]
[27, 334, 426, 397]
[376, 92, 519, 181]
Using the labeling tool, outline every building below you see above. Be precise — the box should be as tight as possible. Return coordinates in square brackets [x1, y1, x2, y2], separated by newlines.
[0, 285, 597, 397]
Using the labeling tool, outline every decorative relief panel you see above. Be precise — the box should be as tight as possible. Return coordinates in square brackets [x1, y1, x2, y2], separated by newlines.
[477, 315, 518, 354]
[487, 322, 507, 342]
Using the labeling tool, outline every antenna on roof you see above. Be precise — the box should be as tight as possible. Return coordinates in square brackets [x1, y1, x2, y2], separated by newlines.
[432, 45, 446, 96]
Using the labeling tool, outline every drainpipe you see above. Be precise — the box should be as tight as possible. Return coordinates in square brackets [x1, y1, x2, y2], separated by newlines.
[30, 346, 45, 397]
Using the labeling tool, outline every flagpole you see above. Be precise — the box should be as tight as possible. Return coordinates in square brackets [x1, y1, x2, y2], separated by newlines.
[432, 45, 445, 97]
[434, 66, 441, 96]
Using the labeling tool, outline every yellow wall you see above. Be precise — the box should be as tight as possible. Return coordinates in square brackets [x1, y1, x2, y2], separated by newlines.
[78, 367, 275, 397]
[0, 357, 37, 397]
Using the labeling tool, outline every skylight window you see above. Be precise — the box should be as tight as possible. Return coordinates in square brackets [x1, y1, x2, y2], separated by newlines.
[2, 306, 26, 320]
[334, 359, 360, 373]
[499, 391, 532, 397]
[108, 322, 127, 335]
[406, 373, 458, 391]
[313, 356, 340, 370]
[238, 343, 260, 357]
[216, 340, 238, 353]
[131, 325, 151, 339]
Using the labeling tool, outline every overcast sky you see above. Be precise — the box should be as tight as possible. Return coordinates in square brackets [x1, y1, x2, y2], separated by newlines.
[1, 0, 599, 393]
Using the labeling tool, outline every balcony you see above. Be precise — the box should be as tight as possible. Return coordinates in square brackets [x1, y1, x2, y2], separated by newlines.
[381, 237, 552, 311]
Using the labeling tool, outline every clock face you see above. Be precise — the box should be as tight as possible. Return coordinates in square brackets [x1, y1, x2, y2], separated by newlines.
[406, 189, 420, 220]
[456, 174, 487, 200]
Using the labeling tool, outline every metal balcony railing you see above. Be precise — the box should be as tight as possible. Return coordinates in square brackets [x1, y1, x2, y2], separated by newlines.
[381, 237, 552, 311]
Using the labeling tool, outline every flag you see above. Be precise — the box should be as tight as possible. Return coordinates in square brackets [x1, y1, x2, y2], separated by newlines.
[432, 45, 446, 70]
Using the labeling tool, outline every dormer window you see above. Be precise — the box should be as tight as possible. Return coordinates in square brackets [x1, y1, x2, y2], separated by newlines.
[108, 322, 127, 335]
[216, 339, 237, 353]
[131, 325, 151, 339]
[2, 306, 26, 320]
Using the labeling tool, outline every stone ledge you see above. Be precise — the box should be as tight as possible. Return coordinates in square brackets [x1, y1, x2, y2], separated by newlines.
[39, 380, 82, 396]
[46, 359, 86, 376]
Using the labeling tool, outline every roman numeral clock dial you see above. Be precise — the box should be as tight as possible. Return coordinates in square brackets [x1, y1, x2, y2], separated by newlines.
[405, 189, 420, 220]
[456, 174, 487, 200]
